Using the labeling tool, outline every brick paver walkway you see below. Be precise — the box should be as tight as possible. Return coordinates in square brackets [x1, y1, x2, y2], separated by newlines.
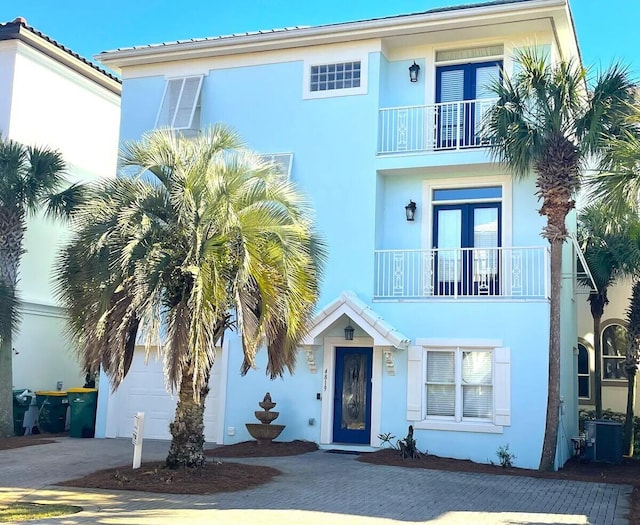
[0, 438, 631, 524]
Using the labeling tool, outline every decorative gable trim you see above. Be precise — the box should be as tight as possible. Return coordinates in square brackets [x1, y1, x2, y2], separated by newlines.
[301, 291, 410, 349]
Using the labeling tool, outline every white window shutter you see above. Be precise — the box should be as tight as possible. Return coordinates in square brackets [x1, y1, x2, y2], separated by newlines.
[173, 76, 203, 129]
[406, 345, 423, 421]
[155, 76, 203, 130]
[493, 347, 511, 426]
[156, 79, 183, 128]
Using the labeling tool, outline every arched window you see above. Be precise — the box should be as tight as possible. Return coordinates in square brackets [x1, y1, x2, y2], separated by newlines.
[601, 323, 628, 380]
[577, 342, 590, 399]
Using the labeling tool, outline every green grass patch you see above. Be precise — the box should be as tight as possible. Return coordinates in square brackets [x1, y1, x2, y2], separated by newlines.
[0, 502, 82, 522]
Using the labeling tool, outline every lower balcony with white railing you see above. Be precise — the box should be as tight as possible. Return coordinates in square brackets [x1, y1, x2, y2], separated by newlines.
[373, 247, 549, 300]
[378, 98, 496, 155]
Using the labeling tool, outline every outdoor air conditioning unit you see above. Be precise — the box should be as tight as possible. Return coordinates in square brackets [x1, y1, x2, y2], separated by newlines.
[583, 420, 623, 463]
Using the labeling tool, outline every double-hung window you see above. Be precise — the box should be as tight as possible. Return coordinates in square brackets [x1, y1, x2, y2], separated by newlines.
[407, 341, 510, 433]
[156, 76, 203, 130]
[426, 349, 493, 420]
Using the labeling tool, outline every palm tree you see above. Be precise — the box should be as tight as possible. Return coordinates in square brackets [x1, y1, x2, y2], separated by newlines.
[578, 203, 640, 419]
[588, 123, 640, 215]
[624, 280, 640, 456]
[0, 137, 82, 437]
[484, 48, 636, 470]
[588, 115, 640, 457]
[55, 126, 326, 468]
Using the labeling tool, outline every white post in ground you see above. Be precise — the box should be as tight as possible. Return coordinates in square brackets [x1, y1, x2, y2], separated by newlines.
[132, 412, 145, 469]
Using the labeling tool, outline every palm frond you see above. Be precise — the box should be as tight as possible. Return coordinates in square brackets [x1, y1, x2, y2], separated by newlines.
[56, 125, 326, 397]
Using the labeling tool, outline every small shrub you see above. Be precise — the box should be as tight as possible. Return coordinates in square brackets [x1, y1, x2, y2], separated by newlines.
[377, 432, 397, 449]
[496, 444, 515, 468]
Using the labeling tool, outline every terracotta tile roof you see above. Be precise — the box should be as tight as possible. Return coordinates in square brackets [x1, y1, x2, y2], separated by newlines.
[0, 17, 121, 85]
[102, 0, 538, 53]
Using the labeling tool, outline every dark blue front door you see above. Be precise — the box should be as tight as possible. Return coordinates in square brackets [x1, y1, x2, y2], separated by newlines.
[333, 347, 372, 444]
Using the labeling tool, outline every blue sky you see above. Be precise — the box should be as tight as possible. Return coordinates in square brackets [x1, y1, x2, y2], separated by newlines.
[1, 1, 636, 76]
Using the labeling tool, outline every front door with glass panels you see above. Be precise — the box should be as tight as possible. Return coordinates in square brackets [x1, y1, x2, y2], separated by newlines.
[333, 347, 372, 444]
[433, 202, 501, 295]
[436, 60, 501, 148]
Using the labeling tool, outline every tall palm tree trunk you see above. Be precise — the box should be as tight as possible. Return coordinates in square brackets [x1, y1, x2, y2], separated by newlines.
[166, 368, 210, 468]
[624, 280, 640, 456]
[540, 238, 563, 471]
[0, 207, 25, 437]
[0, 334, 13, 437]
[589, 294, 607, 418]
[624, 369, 636, 456]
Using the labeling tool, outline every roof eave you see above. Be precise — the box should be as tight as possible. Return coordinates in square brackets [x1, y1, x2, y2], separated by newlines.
[1, 23, 121, 95]
[97, 0, 569, 73]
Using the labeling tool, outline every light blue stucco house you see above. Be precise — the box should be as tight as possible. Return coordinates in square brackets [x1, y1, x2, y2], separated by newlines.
[94, 0, 581, 469]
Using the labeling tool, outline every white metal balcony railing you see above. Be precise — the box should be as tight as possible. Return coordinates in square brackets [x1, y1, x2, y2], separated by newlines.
[374, 247, 549, 300]
[378, 98, 497, 155]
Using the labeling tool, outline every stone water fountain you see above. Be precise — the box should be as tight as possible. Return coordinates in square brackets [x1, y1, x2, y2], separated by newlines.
[245, 392, 285, 444]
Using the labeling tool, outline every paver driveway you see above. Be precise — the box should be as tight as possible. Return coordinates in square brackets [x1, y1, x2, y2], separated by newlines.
[0, 438, 631, 524]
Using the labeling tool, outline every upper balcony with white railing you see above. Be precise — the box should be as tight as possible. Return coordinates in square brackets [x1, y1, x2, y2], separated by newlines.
[378, 98, 496, 155]
[373, 246, 549, 301]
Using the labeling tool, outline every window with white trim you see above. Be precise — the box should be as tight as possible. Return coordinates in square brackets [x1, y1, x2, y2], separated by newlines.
[156, 76, 203, 130]
[407, 342, 510, 432]
[303, 55, 368, 99]
[258, 153, 294, 179]
[310, 61, 361, 92]
[427, 349, 492, 420]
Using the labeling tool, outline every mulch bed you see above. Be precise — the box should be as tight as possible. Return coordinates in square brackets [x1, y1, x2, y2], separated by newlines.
[360, 448, 640, 484]
[58, 461, 280, 495]
[0, 433, 66, 451]
[58, 440, 316, 495]
[206, 439, 318, 458]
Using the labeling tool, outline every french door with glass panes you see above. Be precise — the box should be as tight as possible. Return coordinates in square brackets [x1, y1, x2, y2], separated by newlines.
[433, 202, 501, 296]
[436, 61, 501, 148]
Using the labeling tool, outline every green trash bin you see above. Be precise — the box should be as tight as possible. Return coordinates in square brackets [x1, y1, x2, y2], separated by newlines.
[67, 388, 98, 438]
[35, 391, 68, 433]
[12, 389, 33, 436]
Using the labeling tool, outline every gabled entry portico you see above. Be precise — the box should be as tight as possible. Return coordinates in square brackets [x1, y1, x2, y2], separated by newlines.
[301, 292, 409, 448]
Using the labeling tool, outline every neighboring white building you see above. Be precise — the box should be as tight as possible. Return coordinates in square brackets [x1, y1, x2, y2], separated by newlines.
[0, 18, 121, 392]
[95, 0, 582, 469]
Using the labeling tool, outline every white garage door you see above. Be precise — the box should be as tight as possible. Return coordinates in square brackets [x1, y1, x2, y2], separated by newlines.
[112, 346, 226, 442]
